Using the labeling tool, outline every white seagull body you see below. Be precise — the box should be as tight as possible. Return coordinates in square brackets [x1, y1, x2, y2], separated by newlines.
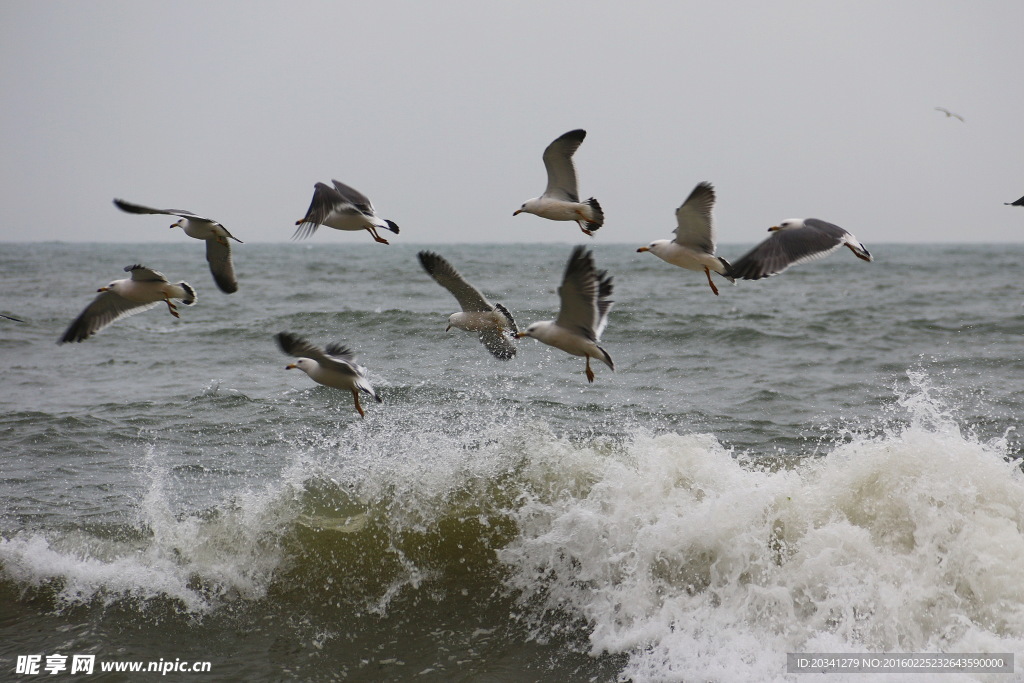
[513, 129, 604, 235]
[517, 246, 614, 383]
[636, 181, 735, 295]
[417, 251, 518, 360]
[276, 332, 381, 418]
[293, 180, 400, 244]
[59, 265, 196, 344]
[113, 198, 241, 294]
[727, 218, 872, 280]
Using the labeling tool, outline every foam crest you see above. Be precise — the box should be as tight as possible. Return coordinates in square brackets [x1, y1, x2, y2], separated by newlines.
[499, 379, 1024, 682]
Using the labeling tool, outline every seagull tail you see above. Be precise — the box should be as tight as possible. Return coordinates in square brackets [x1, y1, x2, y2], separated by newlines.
[384, 220, 400, 235]
[584, 198, 604, 231]
[716, 257, 736, 284]
[847, 241, 873, 262]
[178, 282, 197, 306]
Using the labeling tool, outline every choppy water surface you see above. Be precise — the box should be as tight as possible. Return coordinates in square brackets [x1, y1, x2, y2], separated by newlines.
[1, 242, 1022, 681]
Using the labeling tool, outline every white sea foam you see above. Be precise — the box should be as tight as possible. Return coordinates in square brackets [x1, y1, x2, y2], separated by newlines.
[499, 372, 1024, 682]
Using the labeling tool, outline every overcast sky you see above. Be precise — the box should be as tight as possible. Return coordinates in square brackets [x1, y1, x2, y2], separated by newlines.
[2, 1, 1023, 245]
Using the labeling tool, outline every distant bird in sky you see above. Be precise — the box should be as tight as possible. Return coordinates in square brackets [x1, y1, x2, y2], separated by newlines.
[113, 199, 242, 294]
[636, 181, 735, 295]
[1004, 195, 1024, 207]
[293, 180, 400, 244]
[727, 219, 873, 280]
[934, 107, 964, 122]
[517, 246, 613, 383]
[275, 332, 381, 418]
[514, 129, 604, 236]
[417, 250, 519, 360]
[59, 265, 196, 344]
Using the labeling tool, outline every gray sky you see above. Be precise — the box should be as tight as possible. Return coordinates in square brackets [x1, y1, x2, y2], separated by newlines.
[2, 1, 1023, 245]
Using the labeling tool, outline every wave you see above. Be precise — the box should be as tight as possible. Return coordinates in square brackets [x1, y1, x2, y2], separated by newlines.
[2, 371, 1022, 680]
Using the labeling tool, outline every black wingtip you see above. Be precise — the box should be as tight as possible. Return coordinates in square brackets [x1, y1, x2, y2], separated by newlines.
[385, 220, 400, 234]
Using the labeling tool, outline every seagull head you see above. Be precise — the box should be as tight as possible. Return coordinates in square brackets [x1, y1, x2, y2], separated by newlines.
[637, 240, 670, 254]
[769, 219, 805, 232]
[513, 199, 539, 217]
[285, 358, 315, 374]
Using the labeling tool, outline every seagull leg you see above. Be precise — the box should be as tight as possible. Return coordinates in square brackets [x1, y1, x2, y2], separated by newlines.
[845, 243, 872, 262]
[574, 220, 595, 236]
[164, 297, 180, 318]
[585, 356, 595, 383]
[365, 227, 390, 245]
[704, 266, 720, 296]
[351, 389, 366, 418]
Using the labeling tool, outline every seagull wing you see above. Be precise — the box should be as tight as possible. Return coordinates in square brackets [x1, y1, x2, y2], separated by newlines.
[417, 251, 493, 312]
[58, 290, 159, 344]
[331, 180, 377, 216]
[541, 129, 585, 202]
[125, 264, 169, 283]
[294, 182, 348, 239]
[205, 238, 238, 294]
[555, 246, 613, 341]
[478, 328, 516, 360]
[728, 222, 846, 280]
[113, 198, 211, 222]
[672, 182, 717, 253]
[1005, 195, 1024, 207]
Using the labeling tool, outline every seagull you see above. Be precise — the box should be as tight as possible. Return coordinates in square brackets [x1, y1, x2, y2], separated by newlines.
[275, 331, 381, 418]
[293, 180, 400, 244]
[516, 246, 613, 383]
[417, 251, 518, 360]
[636, 181, 735, 295]
[113, 199, 242, 294]
[935, 107, 964, 122]
[727, 219, 872, 280]
[513, 129, 604, 236]
[1004, 195, 1024, 207]
[58, 265, 196, 344]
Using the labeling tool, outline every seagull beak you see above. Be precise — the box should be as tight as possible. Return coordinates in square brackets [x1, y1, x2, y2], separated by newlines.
[285, 363, 297, 370]
[97, 287, 109, 293]
[170, 221, 181, 229]
[637, 246, 650, 253]
[445, 323, 452, 332]
[514, 332, 527, 339]
[512, 209, 522, 216]
[768, 225, 780, 232]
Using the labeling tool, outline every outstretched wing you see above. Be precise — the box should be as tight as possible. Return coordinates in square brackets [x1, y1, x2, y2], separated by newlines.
[59, 291, 158, 344]
[541, 129, 585, 202]
[417, 251, 494, 312]
[672, 182, 717, 254]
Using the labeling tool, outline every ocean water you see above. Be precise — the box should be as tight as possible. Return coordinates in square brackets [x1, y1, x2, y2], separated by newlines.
[1, 241, 1023, 682]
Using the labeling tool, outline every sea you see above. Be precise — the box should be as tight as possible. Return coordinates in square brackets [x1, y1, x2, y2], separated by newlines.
[1, 241, 1022, 682]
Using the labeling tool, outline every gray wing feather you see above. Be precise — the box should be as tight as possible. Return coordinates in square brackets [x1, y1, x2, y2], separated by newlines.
[293, 183, 346, 239]
[125, 265, 168, 282]
[113, 198, 203, 221]
[417, 251, 493, 312]
[541, 129, 585, 203]
[205, 238, 238, 294]
[672, 182, 717, 253]
[58, 291, 158, 344]
[331, 180, 376, 215]
[478, 328, 516, 360]
[555, 246, 613, 341]
[728, 225, 845, 280]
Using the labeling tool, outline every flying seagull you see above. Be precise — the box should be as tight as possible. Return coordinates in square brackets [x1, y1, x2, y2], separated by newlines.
[636, 181, 735, 295]
[516, 246, 613, 383]
[293, 180, 400, 244]
[59, 265, 196, 344]
[727, 219, 872, 280]
[275, 331, 381, 418]
[513, 129, 604, 236]
[417, 251, 518, 360]
[1004, 195, 1024, 207]
[113, 199, 242, 294]
[935, 107, 964, 122]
